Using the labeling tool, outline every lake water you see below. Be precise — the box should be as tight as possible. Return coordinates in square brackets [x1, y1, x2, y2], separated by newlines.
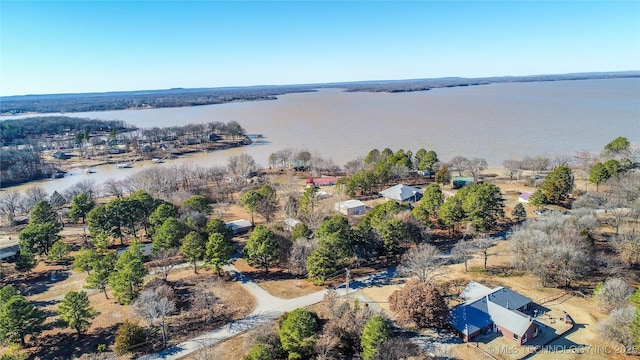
[4, 78, 640, 195]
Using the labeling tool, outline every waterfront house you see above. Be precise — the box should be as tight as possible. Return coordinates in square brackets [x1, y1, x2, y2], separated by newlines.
[379, 184, 422, 202]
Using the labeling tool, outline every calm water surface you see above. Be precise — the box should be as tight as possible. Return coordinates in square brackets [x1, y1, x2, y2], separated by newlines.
[5, 78, 640, 194]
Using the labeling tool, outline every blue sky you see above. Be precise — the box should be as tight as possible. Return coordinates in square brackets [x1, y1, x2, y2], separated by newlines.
[1, 1, 639, 96]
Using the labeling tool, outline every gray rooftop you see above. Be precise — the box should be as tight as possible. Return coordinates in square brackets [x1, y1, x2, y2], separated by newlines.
[449, 282, 535, 337]
[379, 184, 422, 202]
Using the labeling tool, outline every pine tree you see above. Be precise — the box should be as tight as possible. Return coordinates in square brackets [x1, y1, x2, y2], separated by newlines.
[109, 241, 148, 304]
[180, 231, 206, 273]
[0, 289, 46, 346]
[47, 240, 71, 263]
[14, 248, 37, 273]
[512, 203, 527, 221]
[361, 315, 390, 360]
[278, 308, 318, 359]
[243, 225, 279, 272]
[205, 232, 234, 275]
[57, 291, 98, 335]
[86, 253, 116, 299]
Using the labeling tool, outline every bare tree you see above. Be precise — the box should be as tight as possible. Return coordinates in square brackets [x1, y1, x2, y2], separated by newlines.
[344, 156, 365, 176]
[0, 190, 22, 221]
[399, 243, 442, 284]
[610, 233, 640, 267]
[288, 238, 318, 276]
[474, 235, 497, 270]
[467, 158, 488, 182]
[510, 215, 592, 287]
[451, 240, 476, 272]
[596, 306, 636, 351]
[503, 158, 523, 182]
[21, 186, 48, 213]
[102, 179, 125, 198]
[574, 149, 597, 181]
[151, 248, 181, 281]
[303, 198, 334, 232]
[190, 279, 220, 323]
[227, 153, 257, 178]
[134, 285, 176, 347]
[448, 156, 469, 177]
[594, 278, 633, 314]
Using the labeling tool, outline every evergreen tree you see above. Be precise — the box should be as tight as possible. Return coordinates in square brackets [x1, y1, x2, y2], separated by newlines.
[243, 225, 279, 272]
[434, 166, 451, 186]
[205, 232, 234, 275]
[412, 183, 443, 224]
[291, 223, 312, 241]
[528, 189, 547, 208]
[240, 190, 263, 226]
[306, 234, 344, 285]
[18, 221, 61, 255]
[589, 162, 610, 192]
[109, 241, 148, 304]
[57, 291, 98, 335]
[0, 290, 46, 346]
[512, 203, 527, 221]
[152, 217, 187, 254]
[182, 195, 211, 214]
[180, 231, 206, 273]
[14, 248, 36, 273]
[243, 343, 273, 360]
[85, 252, 116, 299]
[148, 203, 176, 235]
[114, 320, 147, 355]
[361, 315, 390, 360]
[47, 240, 71, 263]
[541, 166, 573, 204]
[461, 183, 505, 232]
[278, 308, 318, 360]
[73, 248, 98, 274]
[29, 200, 58, 225]
[204, 218, 234, 242]
[68, 193, 95, 224]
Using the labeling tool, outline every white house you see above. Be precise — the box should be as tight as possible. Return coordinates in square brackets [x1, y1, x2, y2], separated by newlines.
[334, 200, 366, 216]
[379, 184, 422, 202]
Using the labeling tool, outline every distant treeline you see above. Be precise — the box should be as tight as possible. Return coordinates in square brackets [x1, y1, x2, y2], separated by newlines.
[338, 71, 640, 92]
[0, 116, 130, 146]
[0, 86, 317, 115]
[1, 71, 638, 115]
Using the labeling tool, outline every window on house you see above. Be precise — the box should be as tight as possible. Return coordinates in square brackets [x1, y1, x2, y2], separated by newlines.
[513, 333, 519, 342]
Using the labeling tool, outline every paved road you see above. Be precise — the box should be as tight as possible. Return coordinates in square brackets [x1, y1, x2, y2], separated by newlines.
[142, 266, 397, 360]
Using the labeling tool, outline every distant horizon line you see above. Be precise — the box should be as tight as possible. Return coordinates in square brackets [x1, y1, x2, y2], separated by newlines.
[2, 70, 639, 98]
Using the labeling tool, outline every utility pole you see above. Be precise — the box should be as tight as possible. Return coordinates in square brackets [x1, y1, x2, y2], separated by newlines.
[345, 268, 351, 299]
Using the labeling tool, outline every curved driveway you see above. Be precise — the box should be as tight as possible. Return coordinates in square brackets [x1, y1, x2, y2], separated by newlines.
[143, 266, 396, 359]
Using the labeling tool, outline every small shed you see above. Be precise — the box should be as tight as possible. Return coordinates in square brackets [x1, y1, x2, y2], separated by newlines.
[452, 177, 475, 189]
[225, 219, 252, 234]
[519, 192, 532, 203]
[334, 200, 366, 216]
